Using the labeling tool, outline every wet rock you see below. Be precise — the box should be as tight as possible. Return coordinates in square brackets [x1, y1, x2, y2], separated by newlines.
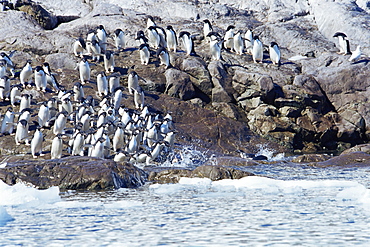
[181, 57, 212, 95]
[18, 1, 58, 30]
[208, 61, 233, 103]
[291, 154, 331, 163]
[147, 165, 255, 184]
[312, 152, 370, 168]
[341, 144, 370, 155]
[0, 156, 147, 190]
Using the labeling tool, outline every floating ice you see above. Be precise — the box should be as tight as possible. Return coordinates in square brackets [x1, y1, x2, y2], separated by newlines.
[0, 180, 60, 207]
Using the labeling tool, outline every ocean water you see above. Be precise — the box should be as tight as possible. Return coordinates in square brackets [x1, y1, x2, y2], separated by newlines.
[1, 149, 370, 246]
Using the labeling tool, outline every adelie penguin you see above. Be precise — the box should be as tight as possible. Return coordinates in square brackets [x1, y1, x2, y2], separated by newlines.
[252, 36, 263, 63]
[0, 75, 10, 101]
[34, 66, 47, 92]
[203, 19, 213, 42]
[73, 37, 86, 57]
[165, 26, 177, 52]
[104, 50, 115, 73]
[147, 26, 160, 49]
[223, 25, 235, 51]
[139, 44, 150, 65]
[233, 30, 244, 55]
[269, 42, 281, 66]
[348, 46, 362, 63]
[113, 28, 125, 52]
[333, 32, 351, 55]
[15, 119, 29, 146]
[156, 47, 170, 68]
[51, 134, 64, 159]
[244, 29, 254, 55]
[179, 31, 195, 56]
[79, 57, 90, 84]
[43, 62, 60, 92]
[87, 39, 101, 62]
[30, 126, 43, 158]
[96, 71, 108, 97]
[19, 60, 32, 87]
[207, 32, 223, 61]
[128, 71, 139, 95]
[1, 106, 15, 135]
[96, 25, 108, 53]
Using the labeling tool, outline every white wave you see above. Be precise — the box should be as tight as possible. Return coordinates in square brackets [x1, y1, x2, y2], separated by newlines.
[0, 180, 60, 207]
[104, 200, 143, 209]
[0, 205, 13, 226]
[255, 144, 285, 161]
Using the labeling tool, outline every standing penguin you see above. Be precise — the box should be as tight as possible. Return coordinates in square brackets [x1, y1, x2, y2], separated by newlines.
[71, 129, 85, 156]
[108, 73, 120, 93]
[104, 50, 115, 73]
[15, 119, 29, 145]
[1, 107, 15, 134]
[30, 126, 43, 158]
[19, 60, 33, 87]
[179, 31, 195, 56]
[73, 37, 86, 57]
[133, 86, 145, 110]
[51, 134, 64, 159]
[97, 71, 108, 97]
[269, 42, 281, 66]
[155, 26, 167, 48]
[113, 29, 125, 52]
[96, 25, 108, 53]
[0, 51, 15, 77]
[10, 85, 22, 107]
[91, 137, 106, 158]
[19, 94, 31, 112]
[203, 19, 213, 42]
[146, 16, 156, 29]
[136, 30, 148, 45]
[0, 60, 6, 78]
[139, 43, 150, 65]
[224, 25, 235, 51]
[34, 66, 47, 92]
[233, 30, 244, 55]
[156, 47, 170, 68]
[333, 32, 351, 55]
[166, 26, 177, 52]
[0, 76, 10, 101]
[252, 36, 263, 63]
[147, 26, 161, 49]
[207, 32, 223, 61]
[73, 82, 85, 102]
[53, 111, 68, 135]
[244, 29, 254, 55]
[79, 57, 90, 84]
[37, 102, 51, 128]
[43, 62, 60, 92]
[128, 71, 139, 95]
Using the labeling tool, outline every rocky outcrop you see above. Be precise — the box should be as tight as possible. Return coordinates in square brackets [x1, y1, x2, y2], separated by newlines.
[0, 157, 147, 190]
[311, 151, 370, 168]
[147, 165, 255, 184]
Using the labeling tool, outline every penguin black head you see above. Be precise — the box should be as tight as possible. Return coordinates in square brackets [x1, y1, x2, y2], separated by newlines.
[270, 42, 279, 48]
[253, 35, 260, 41]
[179, 31, 190, 39]
[35, 66, 43, 72]
[333, 32, 347, 38]
[114, 29, 123, 36]
[19, 119, 28, 127]
[203, 19, 211, 24]
[166, 25, 174, 31]
[226, 25, 235, 31]
[97, 25, 105, 31]
[139, 43, 149, 50]
[78, 37, 86, 49]
[105, 50, 113, 60]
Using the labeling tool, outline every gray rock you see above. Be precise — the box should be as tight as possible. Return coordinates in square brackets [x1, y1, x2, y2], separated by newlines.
[164, 68, 196, 100]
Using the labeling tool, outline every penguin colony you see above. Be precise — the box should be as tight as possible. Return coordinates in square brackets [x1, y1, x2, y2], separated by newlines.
[0, 16, 361, 165]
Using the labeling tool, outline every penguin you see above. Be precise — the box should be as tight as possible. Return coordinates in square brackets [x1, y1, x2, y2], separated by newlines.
[207, 32, 223, 61]
[73, 82, 85, 102]
[203, 19, 213, 42]
[1, 107, 15, 134]
[146, 16, 156, 29]
[0, 51, 15, 77]
[71, 130, 85, 156]
[53, 111, 68, 135]
[86, 30, 97, 43]
[233, 30, 244, 55]
[108, 73, 120, 93]
[139, 43, 150, 65]
[114, 150, 131, 162]
[0, 59, 6, 78]
[155, 26, 167, 48]
[147, 26, 161, 49]
[79, 57, 90, 84]
[113, 124, 125, 152]
[96, 111, 107, 128]
[156, 47, 170, 68]
[87, 39, 102, 62]
[104, 50, 115, 73]
[133, 86, 145, 110]
[34, 66, 47, 92]
[113, 28, 125, 51]
[164, 130, 176, 150]
[164, 112, 173, 129]
[147, 141, 166, 164]
[10, 85, 22, 107]
[43, 62, 60, 92]
[166, 26, 177, 52]
[120, 107, 131, 126]
[244, 29, 254, 55]
[51, 134, 63, 159]
[30, 126, 43, 158]
[96, 25, 108, 53]
[333, 32, 351, 55]
[0, 76, 10, 101]
[19, 94, 31, 112]
[79, 110, 91, 132]
[19, 108, 32, 123]
[126, 131, 139, 154]
[73, 37, 87, 57]
[91, 137, 106, 158]
[97, 71, 108, 97]
[37, 102, 51, 128]
[348, 46, 362, 62]
[15, 119, 29, 145]
[59, 97, 73, 118]
[19, 60, 33, 87]
[252, 36, 263, 63]
[146, 122, 159, 148]
[135, 30, 148, 45]
[269, 42, 281, 66]
[224, 25, 235, 51]
[128, 71, 139, 95]
[179, 31, 195, 56]
[113, 87, 123, 110]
